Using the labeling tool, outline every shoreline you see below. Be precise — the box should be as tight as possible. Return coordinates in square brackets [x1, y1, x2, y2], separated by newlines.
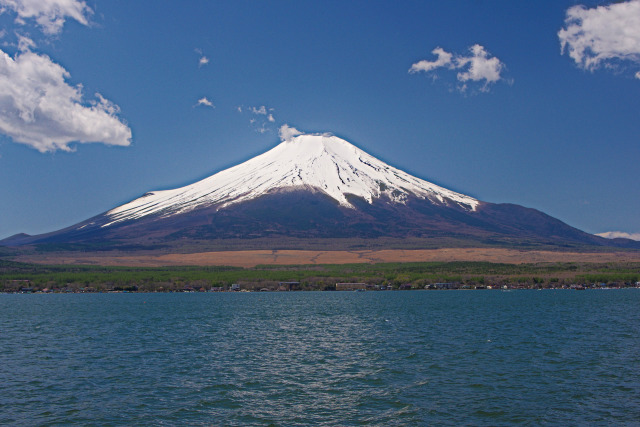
[5, 286, 640, 294]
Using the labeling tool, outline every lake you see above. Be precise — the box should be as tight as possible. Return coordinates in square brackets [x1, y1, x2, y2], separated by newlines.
[1, 290, 639, 425]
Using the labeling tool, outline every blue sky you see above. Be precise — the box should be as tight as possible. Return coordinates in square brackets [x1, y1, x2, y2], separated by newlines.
[0, 0, 639, 240]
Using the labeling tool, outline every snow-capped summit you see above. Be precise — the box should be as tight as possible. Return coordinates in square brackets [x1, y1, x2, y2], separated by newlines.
[104, 129, 479, 227]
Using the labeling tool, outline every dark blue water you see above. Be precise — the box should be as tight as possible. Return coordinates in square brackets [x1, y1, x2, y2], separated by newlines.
[1, 290, 640, 425]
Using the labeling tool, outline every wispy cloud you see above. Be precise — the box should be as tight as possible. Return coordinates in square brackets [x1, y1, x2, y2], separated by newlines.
[251, 105, 268, 115]
[410, 44, 506, 92]
[238, 104, 277, 133]
[195, 97, 214, 108]
[0, 0, 93, 35]
[559, 0, 640, 77]
[409, 47, 453, 73]
[0, 48, 131, 152]
[195, 48, 209, 67]
[279, 124, 302, 142]
[596, 231, 640, 241]
[17, 33, 35, 51]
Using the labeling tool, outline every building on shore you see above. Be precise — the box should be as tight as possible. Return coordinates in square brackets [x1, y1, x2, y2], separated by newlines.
[278, 282, 300, 291]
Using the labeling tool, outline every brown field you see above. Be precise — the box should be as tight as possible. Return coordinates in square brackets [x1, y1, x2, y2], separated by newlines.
[15, 248, 640, 268]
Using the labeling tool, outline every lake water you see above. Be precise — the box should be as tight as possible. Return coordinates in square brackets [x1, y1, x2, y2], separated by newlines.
[1, 290, 640, 425]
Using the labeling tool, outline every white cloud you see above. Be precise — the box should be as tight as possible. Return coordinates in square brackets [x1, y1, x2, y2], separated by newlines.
[251, 105, 267, 115]
[409, 47, 453, 73]
[559, 0, 640, 74]
[410, 44, 505, 92]
[279, 124, 302, 142]
[596, 231, 640, 241]
[636, 71, 640, 79]
[194, 49, 209, 67]
[240, 105, 276, 133]
[456, 45, 504, 87]
[17, 33, 35, 51]
[0, 0, 92, 35]
[0, 48, 131, 152]
[195, 97, 214, 108]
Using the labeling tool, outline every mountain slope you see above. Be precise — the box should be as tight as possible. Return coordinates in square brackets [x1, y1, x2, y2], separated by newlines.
[102, 133, 479, 228]
[2, 131, 638, 250]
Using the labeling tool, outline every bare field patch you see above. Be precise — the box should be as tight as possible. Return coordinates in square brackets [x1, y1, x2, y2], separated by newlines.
[15, 248, 640, 267]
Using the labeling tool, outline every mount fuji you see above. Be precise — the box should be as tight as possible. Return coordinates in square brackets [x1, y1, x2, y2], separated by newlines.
[2, 130, 637, 250]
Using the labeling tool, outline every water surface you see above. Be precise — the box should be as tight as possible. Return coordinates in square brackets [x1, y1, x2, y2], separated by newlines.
[2, 290, 639, 425]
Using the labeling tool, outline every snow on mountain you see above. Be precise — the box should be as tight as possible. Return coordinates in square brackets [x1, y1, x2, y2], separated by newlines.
[102, 131, 479, 228]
